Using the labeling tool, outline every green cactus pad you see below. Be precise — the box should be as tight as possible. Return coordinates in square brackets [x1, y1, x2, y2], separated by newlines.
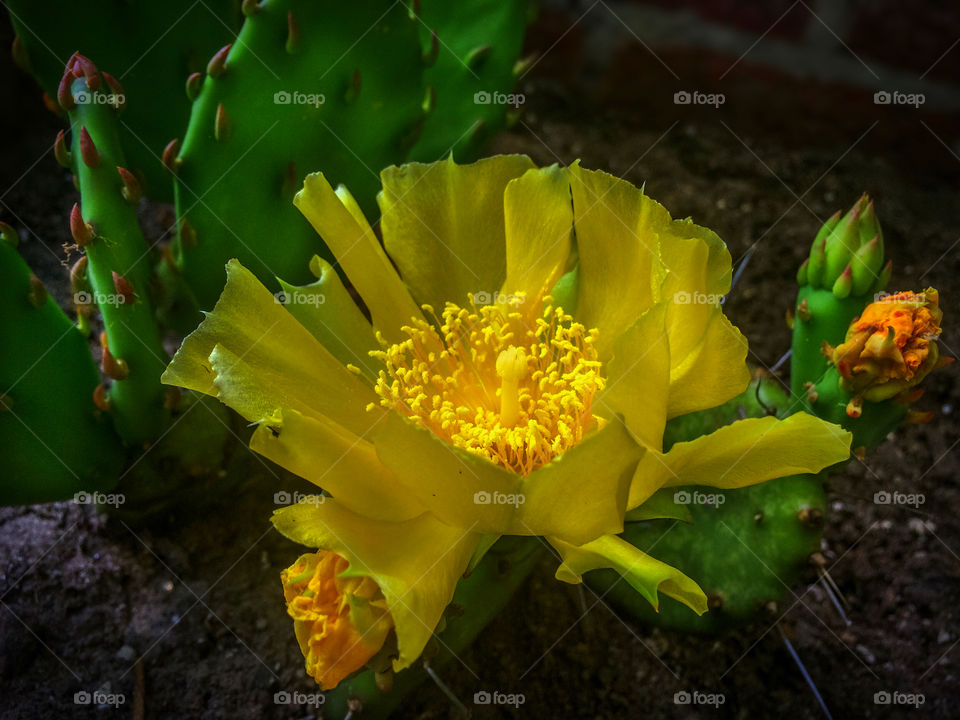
[0, 237, 123, 503]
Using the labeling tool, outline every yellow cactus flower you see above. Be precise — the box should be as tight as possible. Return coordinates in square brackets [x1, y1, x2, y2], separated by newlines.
[833, 288, 945, 402]
[162, 155, 851, 686]
[281, 551, 393, 689]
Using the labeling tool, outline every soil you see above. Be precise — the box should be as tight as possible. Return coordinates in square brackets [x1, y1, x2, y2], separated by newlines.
[2, 25, 960, 720]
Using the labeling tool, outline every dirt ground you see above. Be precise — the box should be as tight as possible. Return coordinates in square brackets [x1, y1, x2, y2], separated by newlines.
[2, 37, 960, 720]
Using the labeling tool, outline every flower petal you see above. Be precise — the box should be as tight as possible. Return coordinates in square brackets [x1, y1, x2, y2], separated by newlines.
[272, 500, 480, 671]
[552, 534, 707, 614]
[519, 420, 641, 545]
[250, 408, 424, 522]
[294, 174, 423, 342]
[162, 260, 378, 435]
[500, 164, 573, 313]
[597, 302, 671, 450]
[378, 154, 536, 310]
[371, 412, 523, 533]
[568, 162, 669, 359]
[628, 412, 852, 509]
[667, 307, 751, 418]
[276, 255, 381, 381]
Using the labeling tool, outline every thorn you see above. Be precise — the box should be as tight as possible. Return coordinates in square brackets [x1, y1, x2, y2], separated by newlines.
[207, 44, 231, 79]
[797, 298, 811, 322]
[281, 161, 298, 198]
[905, 410, 934, 425]
[845, 395, 863, 418]
[214, 103, 230, 141]
[42, 92, 62, 117]
[69, 203, 94, 246]
[831, 264, 852, 299]
[422, 29, 438, 66]
[785, 307, 794, 329]
[73, 54, 101, 90]
[241, 0, 260, 16]
[117, 167, 142, 204]
[163, 387, 182, 411]
[100, 332, 129, 381]
[854, 445, 867, 461]
[93, 383, 110, 411]
[805, 384, 819, 405]
[57, 71, 75, 110]
[102, 72, 125, 109]
[70, 255, 89, 292]
[162, 138, 182, 174]
[186, 72, 203, 101]
[112, 271, 136, 304]
[422, 85, 436, 114]
[464, 44, 492, 70]
[28, 274, 47, 307]
[797, 507, 823, 527]
[286, 11, 300, 54]
[820, 339, 835, 359]
[0, 221, 17, 248]
[79, 126, 99, 168]
[179, 218, 197, 247]
[345, 69, 361, 103]
[513, 54, 536, 77]
[54, 130, 72, 168]
[11, 35, 30, 73]
[796, 258, 809, 285]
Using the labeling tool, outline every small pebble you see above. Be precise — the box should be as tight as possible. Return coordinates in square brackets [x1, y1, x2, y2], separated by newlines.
[256, 618, 268, 631]
[162, 580, 174, 592]
[856, 644, 876, 664]
[115, 645, 136, 662]
[938, 630, 952, 644]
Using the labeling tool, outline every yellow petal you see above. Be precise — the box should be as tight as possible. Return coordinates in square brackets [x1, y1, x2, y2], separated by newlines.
[568, 162, 669, 359]
[276, 255, 381, 380]
[628, 412, 852, 509]
[378, 154, 536, 310]
[519, 420, 641, 545]
[500, 164, 573, 314]
[161, 260, 378, 435]
[597, 302, 671, 450]
[250, 408, 424, 522]
[667, 307, 751, 418]
[371, 412, 523, 533]
[552, 534, 707, 614]
[294, 174, 422, 342]
[272, 500, 480, 671]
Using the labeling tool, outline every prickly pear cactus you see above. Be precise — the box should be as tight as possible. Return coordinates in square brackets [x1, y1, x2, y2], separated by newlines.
[0, 226, 123, 503]
[412, 0, 531, 162]
[7, 0, 239, 200]
[57, 54, 171, 444]
[589, 377, 829, 633]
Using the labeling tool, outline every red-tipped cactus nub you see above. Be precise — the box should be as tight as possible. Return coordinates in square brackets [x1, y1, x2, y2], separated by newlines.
[54, 129, 73, 168]
[186, 72, 203, 101]
[207, 44, 231, 78]
[79, 126, 99, 168]
[69, 203, 94, 246]
[117, 167, 142, 204]
[162, 138, 182, 174]
[286, 11, 300, 54]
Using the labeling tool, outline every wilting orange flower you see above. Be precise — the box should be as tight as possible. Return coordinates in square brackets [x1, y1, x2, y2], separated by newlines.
[281, 552, 394, 689]
[833, 289, 945, 402]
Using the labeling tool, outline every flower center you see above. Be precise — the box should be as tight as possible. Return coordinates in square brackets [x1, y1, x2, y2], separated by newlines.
[371, 297, 605, 475]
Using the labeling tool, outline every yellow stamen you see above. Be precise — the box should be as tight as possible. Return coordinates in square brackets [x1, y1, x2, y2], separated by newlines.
[371, 297, 604, 475]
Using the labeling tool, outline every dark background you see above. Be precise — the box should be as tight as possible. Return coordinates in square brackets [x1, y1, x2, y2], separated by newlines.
[1, 1, 959, 718]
